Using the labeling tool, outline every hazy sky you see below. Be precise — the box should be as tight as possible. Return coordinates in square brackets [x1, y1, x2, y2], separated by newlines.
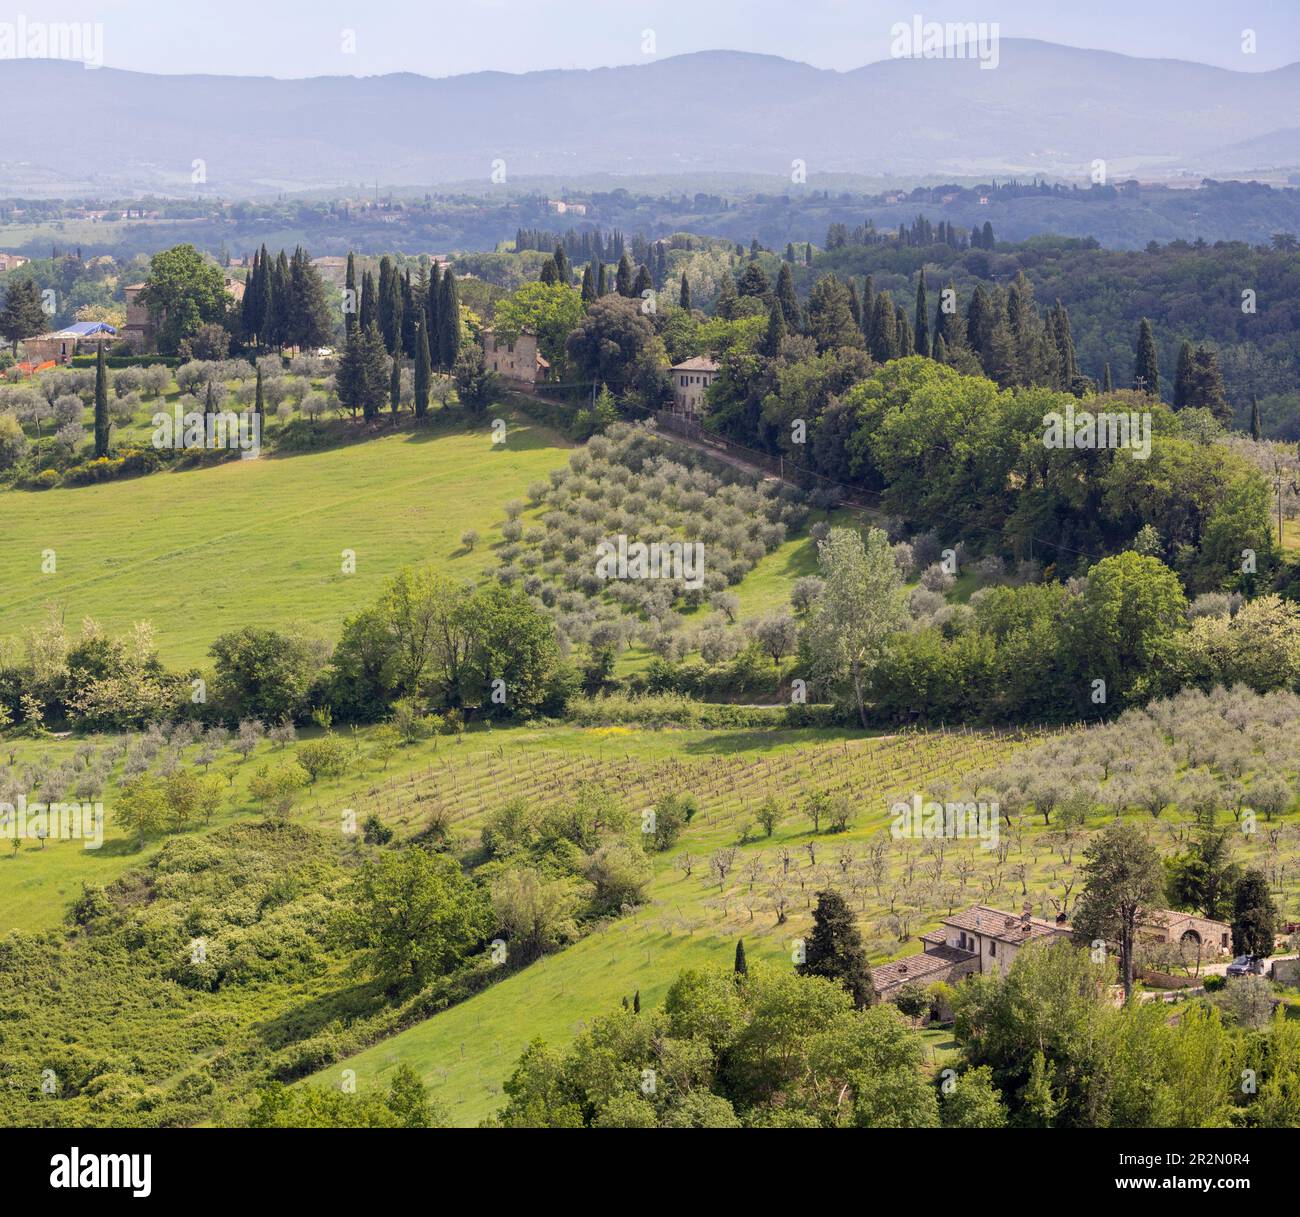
[14, 0, 1300, 77]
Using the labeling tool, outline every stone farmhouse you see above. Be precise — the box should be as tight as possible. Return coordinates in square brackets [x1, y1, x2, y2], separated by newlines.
[872, 902, 1232, 1003]
[0, 252, 30, 272]
[481, 328, 548, 388]
[669, 356, 719, 420]
[873, 902, 1069, 1001]
[21, 321, 117, 366]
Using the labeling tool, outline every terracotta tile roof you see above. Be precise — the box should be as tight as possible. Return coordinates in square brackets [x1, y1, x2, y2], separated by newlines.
[942, 904, 1067, 946]
[873, 943, 975, 990]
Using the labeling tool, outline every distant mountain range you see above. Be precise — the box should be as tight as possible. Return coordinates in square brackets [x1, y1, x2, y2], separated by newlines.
[4, 41, 1300, 195]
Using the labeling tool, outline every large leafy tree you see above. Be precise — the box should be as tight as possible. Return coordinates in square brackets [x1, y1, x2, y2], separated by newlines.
[491, 280, 585, 375]
[1071, 821, 1165, 1000]
[803, 526, 907, 727]
[334, 849, 491, 992]
[138, 244, 228, 354]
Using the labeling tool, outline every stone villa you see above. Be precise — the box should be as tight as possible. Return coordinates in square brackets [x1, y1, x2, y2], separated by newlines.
[669, 356, 719, 420]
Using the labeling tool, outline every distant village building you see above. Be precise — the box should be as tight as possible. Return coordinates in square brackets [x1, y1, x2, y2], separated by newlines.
[547, 200, 587, 216]
[482, 328, 548, 388]
[0, 253, 30, 272]
[21, 321, 117, 366]
[669, 356, 719, 420]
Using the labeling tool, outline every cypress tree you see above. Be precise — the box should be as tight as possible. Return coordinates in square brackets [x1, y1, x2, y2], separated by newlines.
[761, 297, 786, 357]
[615, 252, 634, 297]
[253, 365, 264, 428]
[966, 283, 994, 358]
[1103, 363, 1114, 393]
[597, 263, 608, 297]
[632, 990, 641, 1015]
[869, 292, 898, 362]
[204, 379, 217, 418]
[241, 248, 260, 341]
[1173, 339, 1195, 409]
[715, 272, 739, 321]
[632, 264, 653, 300]
[413, 322, 431, 421]
[580, 264, 596, 303]
[344, 252, 357, 332]
[861, 274, 875, 340]
[539, 258, 559, 286]
[1251, 394, 1262, 441]
[847, 279, 861, 328]
[734, 938, 748, 976]
[914, 270, 930, 358]
[359, 269, 376, 335]
[804, 243, 813, 266]
[426, 262, 441, 355]
[679, 272, 691, 310]
[1232, 869, 1278, 958]
[360, 323, 389, 422]
[436, 271, 460, 370]
[93, 340, 110, 457]
[895, 302, 914, 357]
[389, 349, 401, 418]
[255, 244, 272, 347]
[775, 263, 799, 328]
[1134, 318, 1159, 396]
[552, 243, 570, 284]
[796, 889, 874, 1008]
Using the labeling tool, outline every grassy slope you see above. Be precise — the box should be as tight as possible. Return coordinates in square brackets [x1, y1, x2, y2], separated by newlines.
[0, 408, 570, 670]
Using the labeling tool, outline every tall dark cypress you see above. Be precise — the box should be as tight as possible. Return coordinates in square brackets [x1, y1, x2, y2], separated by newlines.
[1173, 339, 1195, 409]
[860, 274, 875, 341]
[615, 252, 634, 297]
[253, 365, 264, 428]
[389, 347, 401, 418]
[775, 263, 799, 328]
[1250, 394, 1262, 441]
[359, 269, 376, 334]
[581, 264, 596, 303]
[93, 339, 110, 457]
[344, 252, 357, 332]
[426, 262, 441, 356]
[734, 939, 748, 976]
[597, 263, 608, 297]
[847, 279, 861, 328]
[414, 321, 431, 420]
[255, 244, 272, 347]
[1134, 317, 1159, 396]
[437, 271, 460, 369]
[914, 270, 930, 358]
[1103, 363, 1114, 393]
[679, 273, 691, 310]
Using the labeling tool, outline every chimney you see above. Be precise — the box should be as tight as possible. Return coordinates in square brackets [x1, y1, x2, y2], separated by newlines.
[1021, 902, 1033, 923]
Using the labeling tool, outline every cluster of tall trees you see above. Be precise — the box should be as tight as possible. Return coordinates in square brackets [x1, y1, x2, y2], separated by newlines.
[239, 245, 332, 352]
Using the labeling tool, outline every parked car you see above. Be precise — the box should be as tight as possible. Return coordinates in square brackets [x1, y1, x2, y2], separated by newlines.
[1226, 955, 1265, 977]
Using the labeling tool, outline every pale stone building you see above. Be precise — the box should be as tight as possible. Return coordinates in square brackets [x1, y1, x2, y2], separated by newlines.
[482, 328, 548, 387]
[669, 356, 719, 420]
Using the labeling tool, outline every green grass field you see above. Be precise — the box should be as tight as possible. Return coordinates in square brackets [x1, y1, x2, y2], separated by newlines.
[0, 407, 571, 669]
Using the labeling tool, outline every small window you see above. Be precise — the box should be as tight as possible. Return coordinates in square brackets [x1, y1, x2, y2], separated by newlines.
[990, 941, 997, 958]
